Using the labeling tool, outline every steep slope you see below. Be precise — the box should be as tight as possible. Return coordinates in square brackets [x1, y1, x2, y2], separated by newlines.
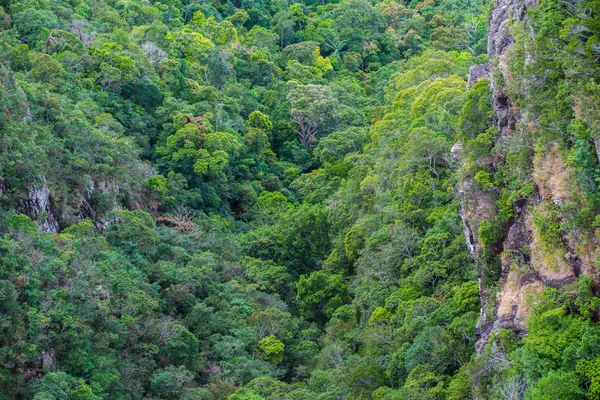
[2, 0, 600, 396]
[459, 0, 600, 362]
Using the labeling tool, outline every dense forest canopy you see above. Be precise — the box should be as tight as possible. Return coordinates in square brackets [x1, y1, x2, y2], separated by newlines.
[1, 0, 600, 397]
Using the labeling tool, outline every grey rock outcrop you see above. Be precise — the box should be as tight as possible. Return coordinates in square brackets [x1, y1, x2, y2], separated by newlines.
[21, 176, 60, 233]
[459, 0, 590, 354]
[467, 64, 490, 88]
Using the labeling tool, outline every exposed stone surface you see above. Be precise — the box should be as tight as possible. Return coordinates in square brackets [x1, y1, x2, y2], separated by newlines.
[464, 0, 535, 353]
[15, 161, 152, 232]
[20, 176, 60, 233]
[19, 176, 126, 233]
[77, 179, 121, 230]
[467, 64, 490, 88]
[532, 143, 571, 206]
[488, 0, 535, 149]
[594, 137, 600, 166]
[41, 349, 57, 371]
[460, 0, 588, 353]
[488, 0, 535, 58]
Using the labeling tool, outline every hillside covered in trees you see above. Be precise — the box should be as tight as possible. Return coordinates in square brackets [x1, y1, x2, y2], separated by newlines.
[1, 0, 600, 397]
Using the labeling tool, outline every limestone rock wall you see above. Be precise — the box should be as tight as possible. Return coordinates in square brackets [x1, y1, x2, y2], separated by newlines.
[459, 0, 594, 353]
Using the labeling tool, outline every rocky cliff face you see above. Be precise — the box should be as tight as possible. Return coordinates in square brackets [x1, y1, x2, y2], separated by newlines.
[16, 176, 132, 233]
[1, 63, 154, 233]
[459, 0, 597, 353]
[20, 176, 60, 233]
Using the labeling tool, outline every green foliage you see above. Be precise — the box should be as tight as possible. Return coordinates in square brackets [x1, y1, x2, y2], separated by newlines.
[446, 370, 472, 400]
[106, 210, 159, 260]
[477, 220, 504, 250]
[368, 307, 392, 325]
[248, 111, 273, 133]
[297, 270, 349, 324]
[149, 366, 194, 399]
[474, 170, 494, 189]
[257, 336, 285, 364]
[228, 388, 265, 400]
[1, 0, 593, 397]
[577, 356, 600, 399]
[532, 201, 563, 250]
[243, 257, 290, 295]
[162, 326, 199, 367]
[527, 370, 583, 399]
[459, 79, 493, 142]
[452, 281, 480, 313]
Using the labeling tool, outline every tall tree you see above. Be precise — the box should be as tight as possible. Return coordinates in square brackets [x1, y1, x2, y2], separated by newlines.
[287, 81, 336, 149]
